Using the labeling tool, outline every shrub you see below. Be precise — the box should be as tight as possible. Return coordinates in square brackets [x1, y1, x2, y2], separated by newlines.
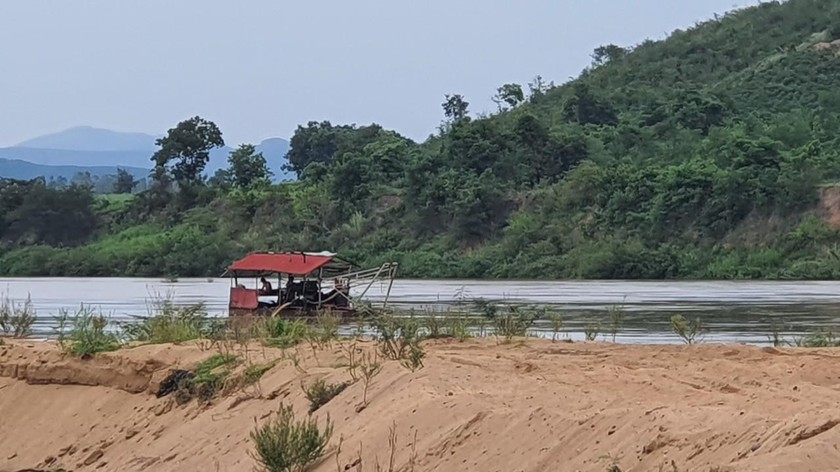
[607, 304, 625, 343]
[584, 319, 601, 341]
[250, 403, 333, 472]
[549, 313, 564, 341]
[302, 378, 349, 413]
[59, 306, 120, 357]
[671, 315, 703, 344]
[360, 351, 382, 405]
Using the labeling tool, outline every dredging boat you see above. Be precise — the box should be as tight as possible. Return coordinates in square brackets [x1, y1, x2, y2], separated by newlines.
[222, 251, 398, 317]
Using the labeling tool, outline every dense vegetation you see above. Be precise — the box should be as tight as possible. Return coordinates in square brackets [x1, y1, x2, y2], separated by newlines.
[4, 0, 840, 279]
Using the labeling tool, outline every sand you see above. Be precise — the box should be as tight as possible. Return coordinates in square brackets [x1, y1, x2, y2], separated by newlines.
[2, 338, 840, 472]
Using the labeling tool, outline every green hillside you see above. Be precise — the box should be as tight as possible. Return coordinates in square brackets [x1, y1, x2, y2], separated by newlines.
[4, 0, 840, 279]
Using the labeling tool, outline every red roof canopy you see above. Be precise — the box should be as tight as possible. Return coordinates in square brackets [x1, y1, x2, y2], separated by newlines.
[227, 252, 351, 277]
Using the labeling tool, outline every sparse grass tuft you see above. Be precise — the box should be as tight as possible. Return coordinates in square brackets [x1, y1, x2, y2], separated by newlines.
[302, 378, 350, 413]
[250, 403, 333, 472]
[264, 319, 309, 348]
[0, 294, 36, 338]
[244, 361, 277, 385]
[369, 312, 421, 360]
[793, 328, 840, 347]
[193, 354, 239, 397]
[488, 305, 538, 341]
[308, 311, 341, 347]
[121, 298, 210, 344]
[58, 306, 120, 357]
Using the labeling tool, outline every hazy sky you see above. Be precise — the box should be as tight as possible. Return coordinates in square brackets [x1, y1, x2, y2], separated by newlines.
[0, 0, 758, 147]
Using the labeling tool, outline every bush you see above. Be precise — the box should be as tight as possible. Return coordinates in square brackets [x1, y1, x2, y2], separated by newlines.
[671, 315, 703, 344]
[59, 306, 121, 357]
[250, 403, 333, 472]
[302, 378, 349, 413]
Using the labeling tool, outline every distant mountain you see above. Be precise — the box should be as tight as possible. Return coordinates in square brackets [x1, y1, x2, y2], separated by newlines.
[254, 138, 293, 181]
[0, 147, 153, 169]
[15, 126, 159, 152]
[1, 126, 293, 182]
[0, 157, 148, 181]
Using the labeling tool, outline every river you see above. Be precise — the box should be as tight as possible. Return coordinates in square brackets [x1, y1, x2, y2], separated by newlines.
[2, 278, 840, 345]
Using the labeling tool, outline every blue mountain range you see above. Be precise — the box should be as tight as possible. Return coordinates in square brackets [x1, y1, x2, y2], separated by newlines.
[0, 126, 293, 182]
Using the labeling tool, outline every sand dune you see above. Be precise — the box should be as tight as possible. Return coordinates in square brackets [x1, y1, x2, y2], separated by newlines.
[2, 338, 840, 472]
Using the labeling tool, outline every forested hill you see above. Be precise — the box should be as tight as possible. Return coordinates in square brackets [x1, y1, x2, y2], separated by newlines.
[4, 0, 840, 279]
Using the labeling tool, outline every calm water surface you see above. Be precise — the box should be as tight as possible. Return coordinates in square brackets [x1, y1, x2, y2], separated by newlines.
[3, 278, 840, 344]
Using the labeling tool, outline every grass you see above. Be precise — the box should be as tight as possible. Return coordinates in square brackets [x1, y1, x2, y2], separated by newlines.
[490, 306, 538, 341]
[250, 403, 333, 472]
[793, 328, 840, 347]
[121, 298, 211, 344]
[264, 318, 309, 348]
[244, 361, 277, 385]
[188, 353, 239, 401]
[0, 294, 36, 338]
[57, 306, 120, 358]
[302, 378, 350, 413]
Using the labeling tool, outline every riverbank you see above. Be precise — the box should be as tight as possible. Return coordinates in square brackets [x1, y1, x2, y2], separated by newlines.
[2, 338, 840, 471]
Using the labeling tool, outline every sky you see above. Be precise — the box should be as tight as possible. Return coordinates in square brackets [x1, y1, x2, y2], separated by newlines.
[0, 0, 759, 147]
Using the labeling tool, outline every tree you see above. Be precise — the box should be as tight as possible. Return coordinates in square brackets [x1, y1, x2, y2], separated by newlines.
[591, 44, 627, 67]
[151, 116, 224, 185]
[113, 168, 137, 194]
[562, 84, 619, 126]
[228, 144, 272, 189]
[527, 75, 553, 100]
[285, 122, 387, 178]
[442, 94, 470, 122]
[71, 171, 93, 188]
[492, 83, 524, 111]
[284, 121, 346, 177]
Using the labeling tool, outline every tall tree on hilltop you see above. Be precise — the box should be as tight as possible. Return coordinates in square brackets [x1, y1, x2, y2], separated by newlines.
[442, 94, 470, 123]
[492, 83, 525, 111]
[151, 116, 224, 186]
[228, 144, 272, 189]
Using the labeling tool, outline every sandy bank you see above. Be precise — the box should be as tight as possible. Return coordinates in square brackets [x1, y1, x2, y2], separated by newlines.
[2, 339, 840, 472]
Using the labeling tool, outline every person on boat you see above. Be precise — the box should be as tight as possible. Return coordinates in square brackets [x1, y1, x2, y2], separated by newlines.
[259, 277, 273, 295]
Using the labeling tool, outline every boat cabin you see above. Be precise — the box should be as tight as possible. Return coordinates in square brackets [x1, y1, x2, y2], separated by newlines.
[223, 251, 397, 317]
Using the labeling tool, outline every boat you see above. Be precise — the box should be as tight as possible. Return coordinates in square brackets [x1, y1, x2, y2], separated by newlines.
[222, 251, 398, 317]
